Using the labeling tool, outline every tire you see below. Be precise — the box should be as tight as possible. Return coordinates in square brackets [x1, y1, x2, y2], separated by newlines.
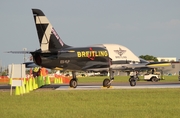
[151, 77, 157, 82]
[154, 78, 159, 82]
[103, 78, 111, 88]
[69, 79, 77, 88]
[130, 80, 136, 86]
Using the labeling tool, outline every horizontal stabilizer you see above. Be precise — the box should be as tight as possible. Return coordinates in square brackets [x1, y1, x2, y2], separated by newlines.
[5, 50, 75, 54]
[5, 51, 32, 54]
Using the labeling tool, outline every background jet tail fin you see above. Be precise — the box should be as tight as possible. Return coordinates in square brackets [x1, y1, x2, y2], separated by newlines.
[32, 9, 70, 51]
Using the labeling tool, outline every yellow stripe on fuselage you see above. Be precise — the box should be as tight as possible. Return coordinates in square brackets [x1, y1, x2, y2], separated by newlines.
[147, 63, 171, 67]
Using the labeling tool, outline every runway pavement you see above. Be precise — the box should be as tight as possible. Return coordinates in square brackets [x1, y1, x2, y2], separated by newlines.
[0, 81, 180, 91]
[55, 82, 180, 90]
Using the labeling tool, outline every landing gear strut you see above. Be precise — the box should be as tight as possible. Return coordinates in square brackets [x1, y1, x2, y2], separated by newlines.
[102, 69, 114, 88]
[69, 71, 78, 88]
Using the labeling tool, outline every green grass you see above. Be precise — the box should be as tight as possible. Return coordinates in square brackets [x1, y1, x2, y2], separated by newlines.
[0, 75, 179, 84]
[0, 89, 180, 118]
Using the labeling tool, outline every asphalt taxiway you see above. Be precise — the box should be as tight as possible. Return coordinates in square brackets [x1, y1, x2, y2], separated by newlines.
[55, 82, 180, 90]
[0, 82, 180, 91]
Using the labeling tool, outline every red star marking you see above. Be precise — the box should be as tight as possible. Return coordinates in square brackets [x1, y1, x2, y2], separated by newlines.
[88, 47, 95, 60]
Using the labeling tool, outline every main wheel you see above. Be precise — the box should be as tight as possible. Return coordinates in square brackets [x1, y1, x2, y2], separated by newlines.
[69, 79, 77, 88]
[103, 78, 111, 88]
[130, 80, 136, 86]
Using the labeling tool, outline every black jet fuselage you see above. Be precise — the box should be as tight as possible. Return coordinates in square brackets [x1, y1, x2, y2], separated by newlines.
[32, 47, 110, 71]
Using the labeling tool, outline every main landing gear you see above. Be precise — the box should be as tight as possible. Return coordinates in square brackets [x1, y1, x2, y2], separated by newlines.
[69, 71, 78, 88]
[129, 77, 136, 86]
[128, 70, 139, 87]
[102, 69, 114, 88]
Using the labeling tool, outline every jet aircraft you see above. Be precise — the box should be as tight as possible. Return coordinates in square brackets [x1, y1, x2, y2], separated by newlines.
[7, 9, 111, 88]
[7, 9, 171, 88]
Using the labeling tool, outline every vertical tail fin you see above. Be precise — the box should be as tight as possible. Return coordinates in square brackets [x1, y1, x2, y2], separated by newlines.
[32, 9, 70, 51]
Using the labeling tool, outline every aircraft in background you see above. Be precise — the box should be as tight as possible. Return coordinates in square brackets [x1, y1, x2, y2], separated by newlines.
[84, 44, 171, 86]
[86, 56, 171, 72]
[7, 9, 171, 88]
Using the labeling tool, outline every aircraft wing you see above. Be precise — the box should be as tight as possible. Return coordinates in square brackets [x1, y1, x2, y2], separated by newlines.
[23, 61, 109, 71]
[6, 50, 75, 54]
[82, 61, 109, 71]
[110, 63, 147, 70]
[110, 62, 171, 70]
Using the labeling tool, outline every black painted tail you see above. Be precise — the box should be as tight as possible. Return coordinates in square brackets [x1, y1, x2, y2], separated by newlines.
[32, 9, 70, 51]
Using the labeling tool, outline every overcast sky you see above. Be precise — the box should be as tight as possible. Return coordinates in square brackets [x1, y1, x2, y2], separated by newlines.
[0, 0, 180, 67]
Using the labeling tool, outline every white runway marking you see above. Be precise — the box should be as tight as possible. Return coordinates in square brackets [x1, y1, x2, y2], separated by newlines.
[55, 84, 180, 90]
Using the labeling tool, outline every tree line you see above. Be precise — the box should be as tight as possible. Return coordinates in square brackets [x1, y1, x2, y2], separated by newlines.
[139, 55, 158, 62]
